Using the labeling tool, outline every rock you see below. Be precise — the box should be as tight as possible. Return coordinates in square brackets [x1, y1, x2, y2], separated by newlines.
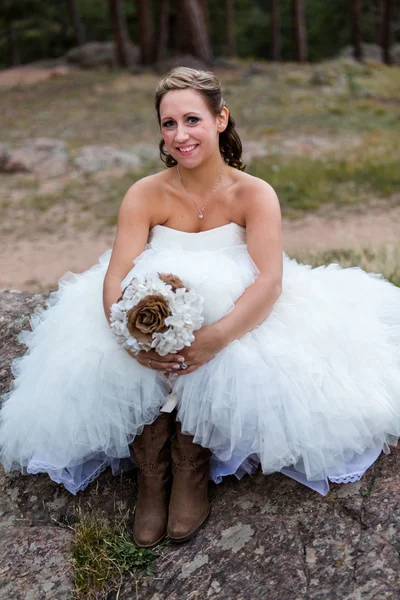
[391, 43, 400, 66]
[242, 61, 266, 78]
[154, 54, 209, 74]
[0, 143, 9, 170]
[338, 43, 400, 65]
[129, 143, 160, 165]
[212, 57, 241, 70]
[74, 145, 141, 172]
[241, 139, 269, 164]
[1, 289, 400, 599]
[66, 41, 139, 69]
[309, 69, 335, 86]
[339, 43, 382, 63]
[0, 526, 72, 600]
[1, 138, 69, 177]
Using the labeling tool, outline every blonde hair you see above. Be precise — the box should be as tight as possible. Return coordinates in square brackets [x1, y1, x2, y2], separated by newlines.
[154, 66, 245, 171]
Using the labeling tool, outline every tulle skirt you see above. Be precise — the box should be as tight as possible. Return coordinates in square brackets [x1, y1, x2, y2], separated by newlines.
[1, 243, 400, 495]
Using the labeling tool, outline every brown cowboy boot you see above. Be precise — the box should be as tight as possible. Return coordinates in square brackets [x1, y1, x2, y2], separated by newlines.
[167, 418, 212, 542]
[131, 412, 174, 547]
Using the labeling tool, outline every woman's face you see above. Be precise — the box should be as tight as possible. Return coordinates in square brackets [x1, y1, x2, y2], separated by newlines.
[159, 88, 228, 168]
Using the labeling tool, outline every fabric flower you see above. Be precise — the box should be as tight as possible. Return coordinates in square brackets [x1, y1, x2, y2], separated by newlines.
[110, 271, 204, 355]
[126, 294, 171, 343]
[158, 273, 186, 292]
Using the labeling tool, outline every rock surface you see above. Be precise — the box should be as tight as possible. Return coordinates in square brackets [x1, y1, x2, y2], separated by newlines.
[0, 139, 69, 177]
[66, 41, 139, 70]
[1, 290, 400, 599]
[339, 43, 400, 65]
[0, 139, 161, 177]
[74, 145, 142, 172]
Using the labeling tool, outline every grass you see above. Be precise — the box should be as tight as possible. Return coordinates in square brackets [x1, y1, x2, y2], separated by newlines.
[291, 243, 400, 287]
[248, 136, 400, 214]
[71, 506, 164, 599]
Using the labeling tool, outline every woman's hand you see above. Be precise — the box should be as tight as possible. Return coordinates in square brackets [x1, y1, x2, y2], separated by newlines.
[174, 326, 224, 376]
[126, 326, 224, 375]
[127, 348, 186, 374]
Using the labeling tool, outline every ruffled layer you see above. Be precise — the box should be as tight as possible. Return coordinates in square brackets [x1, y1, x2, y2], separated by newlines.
[1, 242, 399, 496]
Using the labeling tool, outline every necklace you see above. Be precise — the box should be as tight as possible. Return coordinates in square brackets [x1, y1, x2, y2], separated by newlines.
[177, 163, 226, 219]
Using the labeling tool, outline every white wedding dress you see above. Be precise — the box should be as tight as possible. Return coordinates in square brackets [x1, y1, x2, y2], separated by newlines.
[1, 222, 400, 495]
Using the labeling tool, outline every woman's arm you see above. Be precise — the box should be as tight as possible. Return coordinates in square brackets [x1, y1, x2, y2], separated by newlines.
[103, 180, 153, 324]
[103, 178, 186, 373]
[213, 180, 283, 346]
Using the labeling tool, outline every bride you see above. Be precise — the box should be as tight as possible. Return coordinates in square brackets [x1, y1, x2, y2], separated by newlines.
[1, 67, 400, 550]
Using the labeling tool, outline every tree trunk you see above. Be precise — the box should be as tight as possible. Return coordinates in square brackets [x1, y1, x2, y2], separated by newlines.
[156, 0, 170, 62]
[108, 0, 132, 67]
[182, 0, 212, 64]
[349, 0, 363, 61]
[375, 0, 384, 45]
[271, 0, 281, 61]
[292, 0, 307, 62]
[199, 0, 210, 31]
[225, 0, 237, 57]
[66, 0, 86, 46]
[138, 0, 154, 64]
[381, 0, 393, 65]
[7, 22, 20, 67]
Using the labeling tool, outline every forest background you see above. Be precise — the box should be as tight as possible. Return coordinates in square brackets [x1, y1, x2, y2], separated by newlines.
[1, 0, 399, 68]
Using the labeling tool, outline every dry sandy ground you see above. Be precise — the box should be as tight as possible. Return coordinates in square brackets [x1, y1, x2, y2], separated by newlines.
[1, 203, 399, 291]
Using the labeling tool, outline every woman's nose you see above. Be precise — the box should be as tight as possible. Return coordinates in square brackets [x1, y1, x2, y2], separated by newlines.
[174, 124, 189, 142]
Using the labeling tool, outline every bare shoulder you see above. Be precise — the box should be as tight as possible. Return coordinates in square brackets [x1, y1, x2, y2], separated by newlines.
[118, 170, 169, 223]
[231, 170, 280, 223]
[122, 170, 166, 204]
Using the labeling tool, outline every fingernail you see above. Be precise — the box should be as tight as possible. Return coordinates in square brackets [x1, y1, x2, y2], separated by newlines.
[173, 364, 180, 369]
[177, 357, 185, 362]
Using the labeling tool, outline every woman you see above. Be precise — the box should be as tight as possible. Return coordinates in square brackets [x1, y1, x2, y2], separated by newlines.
[1, 67, 400, 550]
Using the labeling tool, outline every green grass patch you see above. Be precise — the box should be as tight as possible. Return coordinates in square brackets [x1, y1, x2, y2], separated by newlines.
[291, 244, 400, 287]
[248, 148, 400, 214]
[71, 506, 164, 599]
[24, 193, 59, 212]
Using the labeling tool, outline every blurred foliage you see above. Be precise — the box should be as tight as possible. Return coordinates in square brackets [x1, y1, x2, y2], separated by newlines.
[0, 0, 398, 68]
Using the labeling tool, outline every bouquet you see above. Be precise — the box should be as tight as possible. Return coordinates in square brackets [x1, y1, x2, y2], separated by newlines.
[110, 272, 204, 356]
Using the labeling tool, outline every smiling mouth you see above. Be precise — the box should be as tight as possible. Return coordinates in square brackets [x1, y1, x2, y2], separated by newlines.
[176, 144, 199, 154]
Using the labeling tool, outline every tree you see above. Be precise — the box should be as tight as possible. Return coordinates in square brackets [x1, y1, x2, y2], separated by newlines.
[156, 0, 170, 62]
[292, 0, 307, 62]
[225, 0, 237, 57]
[349, 0, 363, 61]
[271, 0, 281, 61]
[108, 0, 132, 67]
[199, 0, 210, 31]
[381, 0, 393, 64]
[65, 0, 86, 46]
[181, 0, 212, 63]
[374, 0, 384, 45]
[138, 0, 154, 64]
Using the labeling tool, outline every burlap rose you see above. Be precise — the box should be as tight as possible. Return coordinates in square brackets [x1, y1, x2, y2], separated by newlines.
[158, 272, 186, 292]
[126, 294, 171, 343]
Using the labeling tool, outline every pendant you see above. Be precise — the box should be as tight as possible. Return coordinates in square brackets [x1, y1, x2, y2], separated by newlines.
[199, 212, 204, 219]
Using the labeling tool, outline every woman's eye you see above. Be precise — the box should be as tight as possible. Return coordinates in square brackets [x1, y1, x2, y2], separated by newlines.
[162, 117, 199, 128]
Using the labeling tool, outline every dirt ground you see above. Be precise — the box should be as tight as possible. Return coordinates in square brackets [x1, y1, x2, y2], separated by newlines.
[1, 202, 399, 291]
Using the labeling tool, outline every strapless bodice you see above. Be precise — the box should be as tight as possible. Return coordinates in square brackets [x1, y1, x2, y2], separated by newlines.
[147, 222, 246, 251]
